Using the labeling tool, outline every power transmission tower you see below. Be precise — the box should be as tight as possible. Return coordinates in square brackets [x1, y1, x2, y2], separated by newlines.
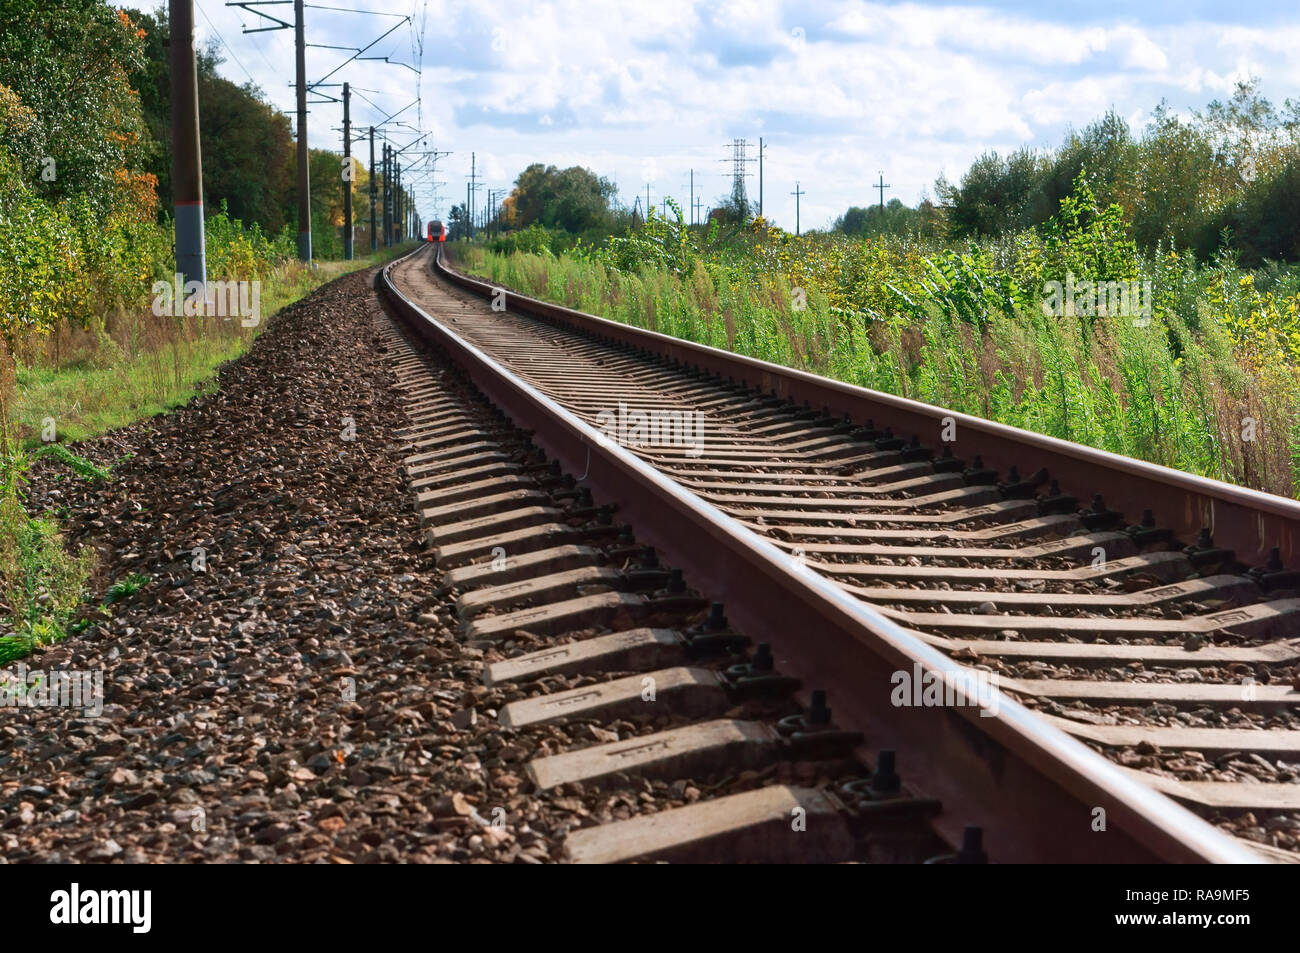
[719, 138, 754, 218]
[875, 171, 890, 211]
[791, 181, 805, 236]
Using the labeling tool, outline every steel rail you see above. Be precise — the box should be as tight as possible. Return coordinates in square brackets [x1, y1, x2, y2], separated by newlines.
[379, 245, 1263, 863]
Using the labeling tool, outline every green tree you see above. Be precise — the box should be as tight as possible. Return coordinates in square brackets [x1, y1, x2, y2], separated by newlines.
[507, 163, 617, 233]
[937, 147, 1042, 237]
[1130, 102, 1217, 251]
[835, 199, 925, 238]
[0, 0, 154, 219]
[126, 6, 294, 233]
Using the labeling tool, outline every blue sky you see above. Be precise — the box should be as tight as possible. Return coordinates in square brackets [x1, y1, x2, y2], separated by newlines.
[193, 0, 1300, 231]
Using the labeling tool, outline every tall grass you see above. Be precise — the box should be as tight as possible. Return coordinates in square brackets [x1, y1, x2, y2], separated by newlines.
[8, 245, 415, 444]
[456, 212, 1300, 498]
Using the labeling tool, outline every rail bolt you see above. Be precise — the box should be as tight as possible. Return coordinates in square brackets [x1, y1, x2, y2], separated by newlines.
[957, 826, 988, 864]
[870, 749, 901, 795]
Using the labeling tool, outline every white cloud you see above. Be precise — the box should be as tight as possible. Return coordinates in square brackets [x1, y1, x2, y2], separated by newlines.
[194, 0, 1300, 229]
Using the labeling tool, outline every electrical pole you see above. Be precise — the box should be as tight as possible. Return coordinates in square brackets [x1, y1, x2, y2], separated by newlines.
[342, 82, 353, 260]
[875, 171, 890, 211]
[467, 152, 483, 239]
[758, 137, 764, 219]
[382, 143, 390, 246]
[791, 181, 805, 236]
[689, 169, 694, 225]
[293, 0, 310, 261]
[234, 0, 350, 258]
[369, 126, 376, 251]
[396, 161, 402, 242]
[169, 0, 205, 293]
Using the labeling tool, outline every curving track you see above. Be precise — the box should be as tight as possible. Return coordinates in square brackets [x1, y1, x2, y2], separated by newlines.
[379, 243, 1300, 863]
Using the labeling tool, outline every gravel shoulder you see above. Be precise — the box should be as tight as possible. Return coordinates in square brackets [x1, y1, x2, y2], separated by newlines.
[0, 267, 488, 863]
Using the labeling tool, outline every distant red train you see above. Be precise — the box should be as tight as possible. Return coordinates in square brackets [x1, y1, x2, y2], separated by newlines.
[427, 220, 447, 243]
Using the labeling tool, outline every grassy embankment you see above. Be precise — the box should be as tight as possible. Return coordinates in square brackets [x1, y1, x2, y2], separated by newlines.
[10, 243, 418, 445]
[456, 198, 1300, 501]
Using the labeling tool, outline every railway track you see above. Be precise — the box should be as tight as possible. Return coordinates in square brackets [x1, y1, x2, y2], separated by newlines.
[379, 243, 1300, 863]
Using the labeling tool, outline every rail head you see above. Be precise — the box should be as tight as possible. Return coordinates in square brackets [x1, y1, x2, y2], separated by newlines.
[382, 247, 1264, 864]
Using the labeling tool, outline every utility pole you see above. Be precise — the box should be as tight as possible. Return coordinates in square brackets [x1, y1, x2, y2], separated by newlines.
[368, 126, 376, 251]
[875, 171, 890, 211]
[396, 161, 402, 242]
[791, 181, 805, 236]
[293, 0, 310, 261]
[468, 152, 480, 237]
[387, 146, 395, 246]
[382, 143, 390, 246]
[693, 194, 703, 224]
[342, 82, 353, 260]
[689, 169, 694, 225]
[758, 137, 764, 219]
[230, 0, 329, 259]
[169, 0, 205, 292]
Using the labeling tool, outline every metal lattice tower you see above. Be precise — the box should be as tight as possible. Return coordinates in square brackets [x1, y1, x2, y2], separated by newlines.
[719, 138, 754, 217]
